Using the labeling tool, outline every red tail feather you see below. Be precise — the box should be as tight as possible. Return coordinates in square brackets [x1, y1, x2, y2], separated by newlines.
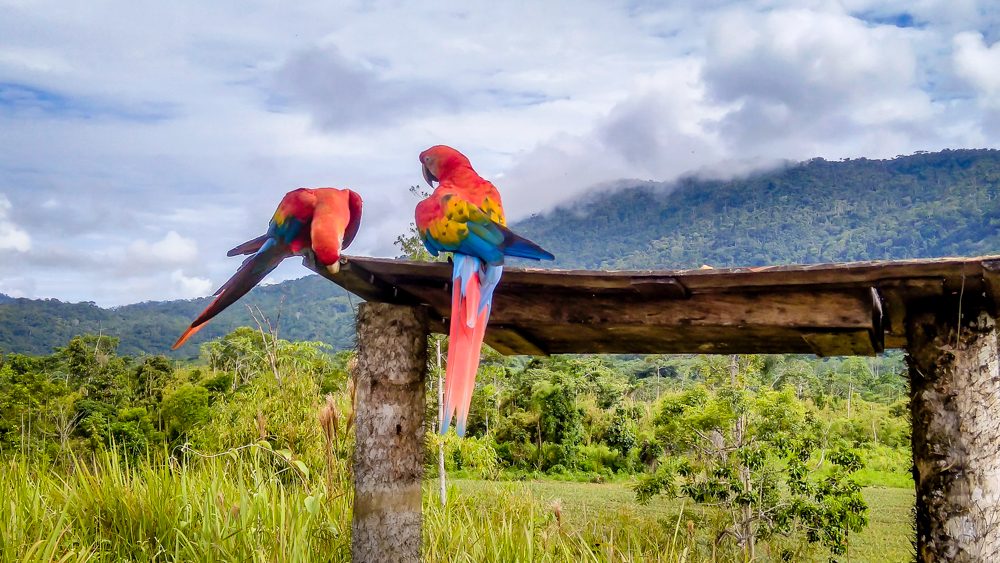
[172, 322, 206, 350]
[442, 267, 488, 436]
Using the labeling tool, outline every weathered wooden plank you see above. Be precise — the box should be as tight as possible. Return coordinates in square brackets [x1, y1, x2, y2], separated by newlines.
[304, 256, 423, 306]
[314, 255, 999, 356]
[870, 288, 884, 354]
[884, 335, 908, 349]
[483, 325, 549, 356]
[391, 282, 453, 318]
[982, 259, 1000, 318]
[877, 278, 945, 338]
[630, 277, 690, 298]
[514, 324, 827, 355]
[487, 290, 874, 329]
[802, 330, 877, 357]
[344, 254, 998, 293]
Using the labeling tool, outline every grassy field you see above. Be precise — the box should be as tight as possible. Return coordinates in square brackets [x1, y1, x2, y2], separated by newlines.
[1, 451, 914, 562]
[447, 479, 915, 563]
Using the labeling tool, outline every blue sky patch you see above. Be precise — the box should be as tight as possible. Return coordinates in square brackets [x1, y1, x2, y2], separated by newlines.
[0, 83, 175, 122]
[853, 11, 922, 29]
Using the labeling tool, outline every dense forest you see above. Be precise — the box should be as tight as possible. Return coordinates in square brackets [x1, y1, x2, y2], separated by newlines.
[516, 148, 1000, 269]
[3, 149, 999, 359]
[0, 275, 357, 358]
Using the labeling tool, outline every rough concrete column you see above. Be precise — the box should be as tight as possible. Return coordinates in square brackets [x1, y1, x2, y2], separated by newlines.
[353, 302, 428, 563]
[907, 306, 1000, 562]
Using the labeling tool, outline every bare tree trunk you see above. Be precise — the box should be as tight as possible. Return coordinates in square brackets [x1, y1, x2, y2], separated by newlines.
[437, 338, 446, 508]
[352, 303, 428, 563]
[907, 306, 1000, 562]
[656, 366, 661, 400]
[729, 355, 754, 559]
[847, 374, 853, 419]
[871, 404, 878, 446]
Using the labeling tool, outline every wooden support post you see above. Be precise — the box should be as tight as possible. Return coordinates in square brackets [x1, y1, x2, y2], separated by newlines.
[353, 302, 429, 563]
[907, 304, 1000, 562]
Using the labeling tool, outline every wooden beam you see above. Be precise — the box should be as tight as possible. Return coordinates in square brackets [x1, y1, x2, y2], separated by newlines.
[870, 287, 884, 354]
[303, 255, 423, 306]
[981, 259, 1000, 318]
[487, 290, 875, 329]
[907, 304, 1000, 561]
[511, 324, 851, 355]
[801, 330, 877, 357]
[309, 255, 998, 355]
[483, 325, 549, 356]
[629, 277, 690, 299]
[342, 254, 997, 293]
[352, 303, 428, 563]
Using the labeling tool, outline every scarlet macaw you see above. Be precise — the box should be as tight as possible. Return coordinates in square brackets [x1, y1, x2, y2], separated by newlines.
[173, 187, 363, 349]
[415, 145, 554, 436]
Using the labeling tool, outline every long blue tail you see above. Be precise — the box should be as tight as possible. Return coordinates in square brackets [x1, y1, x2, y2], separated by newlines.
[499, 226, 555, 261]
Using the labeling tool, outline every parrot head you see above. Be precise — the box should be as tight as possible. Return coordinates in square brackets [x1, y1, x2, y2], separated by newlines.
[310, 188, 363, 274]
[420, 145, 472, 187]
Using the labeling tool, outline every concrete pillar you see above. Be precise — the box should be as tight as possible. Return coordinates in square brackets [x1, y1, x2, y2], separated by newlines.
[352, 302, 429, 563]
[907, 305, 1000, 562]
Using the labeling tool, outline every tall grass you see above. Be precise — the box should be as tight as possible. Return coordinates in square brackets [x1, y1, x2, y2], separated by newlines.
[3, 448, 905, 562]
[1, 449, 352, 563]
[2, 449, 703, 563]
[424, 482, 691, 562]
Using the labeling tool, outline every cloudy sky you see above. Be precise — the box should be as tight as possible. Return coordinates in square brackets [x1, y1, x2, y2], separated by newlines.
[1, 0, 999, 305]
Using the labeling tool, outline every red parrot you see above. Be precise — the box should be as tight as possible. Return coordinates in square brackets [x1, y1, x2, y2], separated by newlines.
[415, 145, 554, 436]
[172, 187, 362, 349]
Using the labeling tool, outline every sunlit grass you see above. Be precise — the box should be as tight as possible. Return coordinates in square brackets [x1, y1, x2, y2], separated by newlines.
[444, 479, 916, 563]
[2, 452, 914, 563]
[0, 451, 352, 563]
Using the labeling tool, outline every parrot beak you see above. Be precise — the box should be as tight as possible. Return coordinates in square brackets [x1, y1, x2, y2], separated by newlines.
[422, 164, 438, 188]
[326, 260, 341, 275]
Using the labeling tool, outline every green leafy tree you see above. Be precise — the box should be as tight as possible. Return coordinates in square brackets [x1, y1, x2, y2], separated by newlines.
[635, 355, 869, 560]
[160, 383, 211, 441]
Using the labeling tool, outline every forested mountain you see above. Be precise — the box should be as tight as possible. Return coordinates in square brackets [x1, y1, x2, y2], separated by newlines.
[516, 148, 1000, 270]
[0, 275, 356, 358]
[2, 148, 999, 357]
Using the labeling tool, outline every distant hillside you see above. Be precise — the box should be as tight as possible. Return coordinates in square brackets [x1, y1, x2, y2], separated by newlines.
[0, 294, 12, 304]
[0, 276, 356, 358]
[515, 149, 1000, 270]
[3, 148, 999, 358]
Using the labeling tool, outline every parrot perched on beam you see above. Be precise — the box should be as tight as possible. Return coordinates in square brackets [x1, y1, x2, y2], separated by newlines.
[172, 187, 363, 350]
[415, 145, 554, 436]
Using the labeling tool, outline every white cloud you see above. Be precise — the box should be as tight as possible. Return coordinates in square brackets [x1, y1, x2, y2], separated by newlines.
[170, 269, 213, 298]
[0, 194, 31, 252]
[702, 8, 931, 154]
[0, 276, 34, 298]
[497, 6, 981, 214]
[954, 31, 1000, 106]
[273, 45, 457, 131]
[127, 231, 199, 264]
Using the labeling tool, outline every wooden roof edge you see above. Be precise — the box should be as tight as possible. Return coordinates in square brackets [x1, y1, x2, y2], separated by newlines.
[332, 253, 1000, 287]
[306, 254, 1000, 334]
